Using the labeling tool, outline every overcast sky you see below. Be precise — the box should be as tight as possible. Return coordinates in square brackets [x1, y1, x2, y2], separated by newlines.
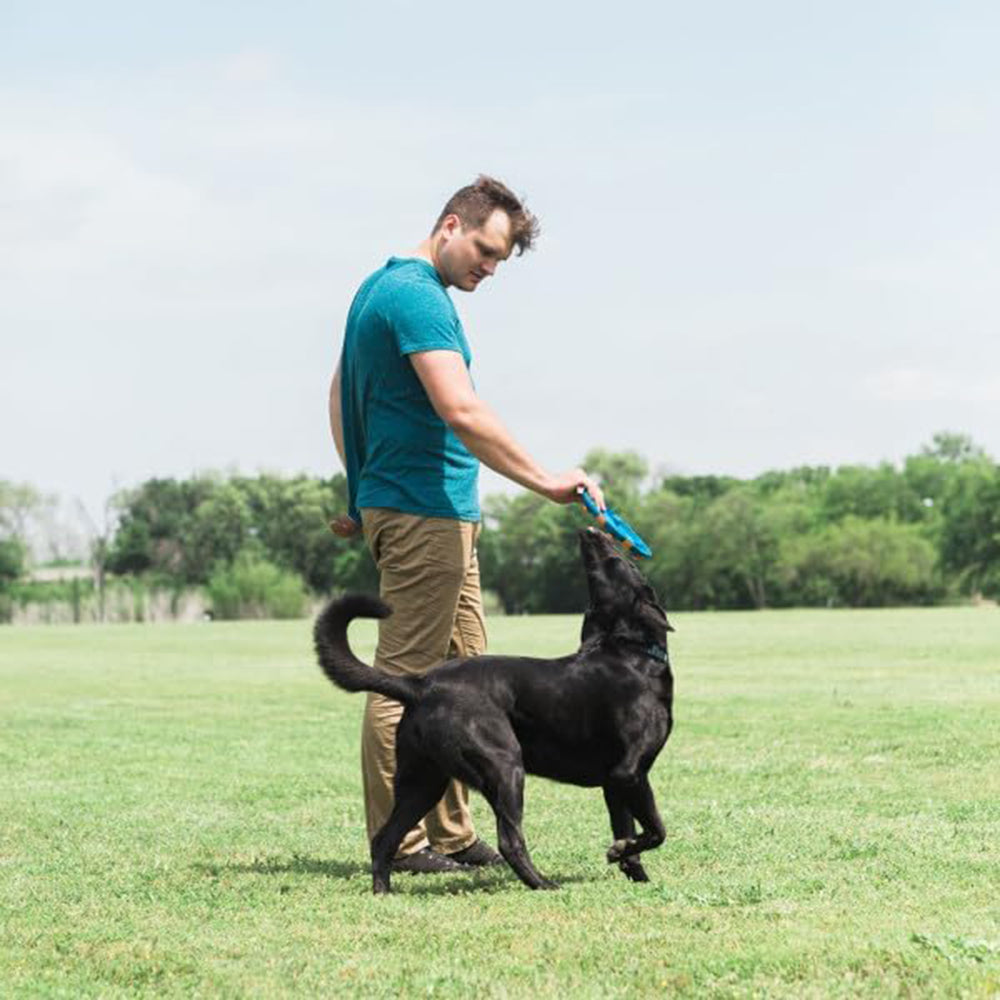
[2, 0, 999, 527]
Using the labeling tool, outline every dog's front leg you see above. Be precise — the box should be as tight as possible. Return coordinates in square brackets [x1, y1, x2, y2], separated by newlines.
[604, 773, 665, 865]
[602, 785, 649, 882]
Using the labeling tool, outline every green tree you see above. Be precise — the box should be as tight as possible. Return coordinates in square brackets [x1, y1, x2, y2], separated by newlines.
[939, 459, 1000, 598]
[0, 537, 25, 587]
[657, 474, 738, 505]
[782, 517, 939, 607]
[0, 481, 46, 540]
[234, 474, 376, 593]
[702, 487, 786, 608]
[637, 489, 718, 611]
[106, 478, 216, 579]
[104, 473, 376, 594]
[0, 537, 26, 624]
[820, 463, 926, 524]
[185, 484, 253, 583]
[480, 493, 588, 614]
[921, 431, 985, 464]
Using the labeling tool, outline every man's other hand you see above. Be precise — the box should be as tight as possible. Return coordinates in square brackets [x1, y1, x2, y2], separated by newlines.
[329, 515, 361, 538]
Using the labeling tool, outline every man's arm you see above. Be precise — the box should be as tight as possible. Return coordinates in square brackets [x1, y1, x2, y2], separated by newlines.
[409, 350, 605, 509]
[328, 362, 360, 536]
[328, 362, 347, 467]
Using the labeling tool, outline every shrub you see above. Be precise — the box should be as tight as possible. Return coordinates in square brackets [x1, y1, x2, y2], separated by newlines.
[206, 553, 309, 620]
[781, 517, 941, 607]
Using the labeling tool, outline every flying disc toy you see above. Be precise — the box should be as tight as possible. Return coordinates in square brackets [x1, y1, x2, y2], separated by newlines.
[578, 488, 653, 559]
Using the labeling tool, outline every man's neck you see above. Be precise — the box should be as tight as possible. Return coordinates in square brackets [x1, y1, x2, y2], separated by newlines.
[408, 237, 447, 284]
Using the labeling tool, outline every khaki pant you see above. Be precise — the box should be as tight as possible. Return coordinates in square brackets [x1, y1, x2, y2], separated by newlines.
[359, 508, 486, 857]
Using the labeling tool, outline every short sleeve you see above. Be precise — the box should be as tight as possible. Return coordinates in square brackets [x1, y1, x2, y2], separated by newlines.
[389, 279, 463, 357]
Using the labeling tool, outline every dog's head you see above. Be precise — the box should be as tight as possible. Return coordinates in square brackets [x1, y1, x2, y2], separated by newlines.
[578, 527, 673, 650]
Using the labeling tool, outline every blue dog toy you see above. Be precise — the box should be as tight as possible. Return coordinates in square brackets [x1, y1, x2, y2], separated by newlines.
[578, 488, 653, 559]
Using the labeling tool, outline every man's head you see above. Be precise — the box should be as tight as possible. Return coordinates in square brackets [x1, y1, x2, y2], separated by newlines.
[429, 175, 539, 292]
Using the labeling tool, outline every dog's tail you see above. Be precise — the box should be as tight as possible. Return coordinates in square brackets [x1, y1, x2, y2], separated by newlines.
[313, 594, 423, 706]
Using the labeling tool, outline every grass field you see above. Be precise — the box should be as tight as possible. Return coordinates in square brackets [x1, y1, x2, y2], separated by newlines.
[2, 607, 998, 997]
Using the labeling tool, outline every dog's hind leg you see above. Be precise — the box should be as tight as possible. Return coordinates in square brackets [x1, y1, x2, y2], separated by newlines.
[605, 774, 665, 865]
[476, 759, 557, 891]
[370, 760, 449, 895]
[602, 785, 649, 882]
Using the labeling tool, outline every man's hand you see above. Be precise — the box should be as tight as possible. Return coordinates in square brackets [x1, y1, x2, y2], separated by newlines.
[542, 469, 605, 511]
[329, 514, 361, 538]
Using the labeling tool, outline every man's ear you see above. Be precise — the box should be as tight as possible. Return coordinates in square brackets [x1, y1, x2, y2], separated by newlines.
[440, 213, 463, 240]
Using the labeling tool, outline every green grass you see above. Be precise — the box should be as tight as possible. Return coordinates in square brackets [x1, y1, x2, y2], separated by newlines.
[1, 608, 998, 997]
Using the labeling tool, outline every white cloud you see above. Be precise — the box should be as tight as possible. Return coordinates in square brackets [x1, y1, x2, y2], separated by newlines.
[864, 367, 1000, 403]
[0, 76, 451, 307]
[217, 49, 280, 85]
[0, 126, 200, 279]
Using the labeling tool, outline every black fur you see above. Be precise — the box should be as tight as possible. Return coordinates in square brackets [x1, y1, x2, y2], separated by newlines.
[313, 527, 675, 893]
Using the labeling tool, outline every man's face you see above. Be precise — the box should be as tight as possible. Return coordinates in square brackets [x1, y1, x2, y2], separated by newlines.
[436, 209, 512, 292]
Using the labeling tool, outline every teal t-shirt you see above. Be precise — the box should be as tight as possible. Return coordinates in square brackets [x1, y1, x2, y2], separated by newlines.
[340, 257, 480, 523]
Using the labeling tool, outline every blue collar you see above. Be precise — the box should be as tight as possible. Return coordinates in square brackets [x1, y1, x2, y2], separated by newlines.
[610, 633, 669, 664]
[646, 643, 668, 663]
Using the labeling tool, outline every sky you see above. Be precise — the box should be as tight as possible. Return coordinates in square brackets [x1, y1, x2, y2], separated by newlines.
[2, 0, 999, 538]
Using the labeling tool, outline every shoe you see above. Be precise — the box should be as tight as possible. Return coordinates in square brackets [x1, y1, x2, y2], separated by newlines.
[446, 839, 505, 867]
[390, 848, 472, 875]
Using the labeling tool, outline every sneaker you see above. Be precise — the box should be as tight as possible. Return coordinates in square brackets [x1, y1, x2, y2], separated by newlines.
[446, 839, 505, 867]
[390, 848, 472, 875]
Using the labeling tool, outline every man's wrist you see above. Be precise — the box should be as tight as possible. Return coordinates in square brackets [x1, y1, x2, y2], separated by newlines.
[535, 473, 558, 500]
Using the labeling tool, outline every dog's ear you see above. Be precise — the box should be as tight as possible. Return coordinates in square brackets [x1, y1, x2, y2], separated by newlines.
[635, 599, 671, 636]
[641, 583, 674, 632]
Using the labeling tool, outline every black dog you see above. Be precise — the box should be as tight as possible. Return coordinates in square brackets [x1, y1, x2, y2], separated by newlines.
[313, 527, 674, 894]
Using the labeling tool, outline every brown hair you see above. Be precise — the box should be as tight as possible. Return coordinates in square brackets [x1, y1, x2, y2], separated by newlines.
[432, 175, 540, 255]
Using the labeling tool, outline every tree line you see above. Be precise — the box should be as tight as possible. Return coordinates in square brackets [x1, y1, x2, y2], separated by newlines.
[2, 432, 998, 620]
[481, 434, 999, 613]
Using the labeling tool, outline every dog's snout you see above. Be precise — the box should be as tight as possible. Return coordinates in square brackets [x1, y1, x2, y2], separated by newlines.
[581, 526, 615, 551]
[579, 526, 610, 556]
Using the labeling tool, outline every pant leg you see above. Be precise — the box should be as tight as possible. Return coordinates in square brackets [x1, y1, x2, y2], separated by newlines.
[358, 509, 483, 856]
[423, 521, 488, 852]
[449, 523, 487, 659]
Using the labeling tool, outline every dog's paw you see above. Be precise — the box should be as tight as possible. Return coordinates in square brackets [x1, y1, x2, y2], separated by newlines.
[619, 859, 649, 882]
[535, 877, 559, 890]
[606, 838, 631, 863]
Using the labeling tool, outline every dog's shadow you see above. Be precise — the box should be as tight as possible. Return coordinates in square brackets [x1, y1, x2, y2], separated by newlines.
[389, 867, 592, 897]
[194, 854, 591, 895]
[194, 855, 369, 880]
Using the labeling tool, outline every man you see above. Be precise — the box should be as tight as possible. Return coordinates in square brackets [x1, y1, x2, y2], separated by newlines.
[328, 175, 604, 874]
